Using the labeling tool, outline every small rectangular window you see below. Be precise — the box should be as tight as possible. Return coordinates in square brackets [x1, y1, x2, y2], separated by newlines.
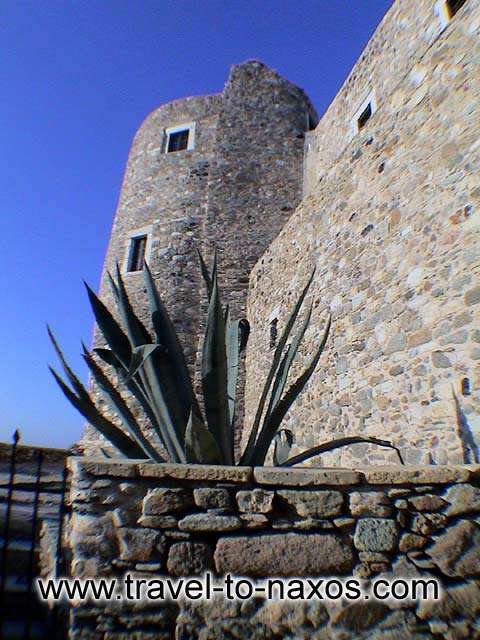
[357, 103, 372, 130]
[167, 129, 189, 153]
[446, 0, 467, 17]
[127, 235, 147, 272]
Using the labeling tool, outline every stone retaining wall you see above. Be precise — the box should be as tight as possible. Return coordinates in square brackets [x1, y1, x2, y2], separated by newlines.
[66, 458, 480, 639]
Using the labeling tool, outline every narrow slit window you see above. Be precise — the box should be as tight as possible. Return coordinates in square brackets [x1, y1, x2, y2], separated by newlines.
[127, 235, 147, 272]
[446, 0, 467, 17]
[357, 103, 373, 130]
[167, 129, 189, 153]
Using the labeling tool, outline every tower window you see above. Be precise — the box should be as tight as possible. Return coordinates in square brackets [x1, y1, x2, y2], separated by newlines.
[167, 129, 189, 152]
[127, 235, 147, 272]
[461, 377, 471, 396]
[350, 91, 377, 137]
[446, 0, 468, 17]
[357, 103, 372, 130]
[165, 123, 196, 153]
[436, 0, 468, 27]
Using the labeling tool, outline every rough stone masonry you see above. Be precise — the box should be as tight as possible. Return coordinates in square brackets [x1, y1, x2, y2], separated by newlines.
[80, 0, 479, 468]
[245, 0, 480, 467]
[60, 457, 480, 639]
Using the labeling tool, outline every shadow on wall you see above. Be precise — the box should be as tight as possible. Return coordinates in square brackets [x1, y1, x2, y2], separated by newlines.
[454, 389, 480, 464]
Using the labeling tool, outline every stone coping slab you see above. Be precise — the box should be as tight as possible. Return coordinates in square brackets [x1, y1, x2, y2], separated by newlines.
[67, 458, 480, 486]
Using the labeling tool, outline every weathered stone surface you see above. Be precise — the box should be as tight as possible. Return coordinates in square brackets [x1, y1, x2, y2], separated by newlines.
[410, 513, 447, 535]
[254, 467, 361, 486]
[407, 494, 446, 512]
[331, 602, 390, 631]
[277, 490, 343, 517]
[417, 580, 480, 621]
[443, 483, 480, 516]
[117, 528, 164, 563]
[178, 514, 242, 532]
[333, 517, 356, 530]
[142, 488, 194, 515]
[239, 513, 269, 529]
[349, 491, 391, 517]
[358, 466, 472, 485]
[167, 542, 213, 576]
[354, 519, 398, 552]
[193, 488, 232, 510]
[236, 489, 274, 513]
[138, 463, 252, 484]
[138, 515, 178, 528]
[399, 533, 426, 553]
[427, 520, 480, 577]
[214, 533, 354, 576]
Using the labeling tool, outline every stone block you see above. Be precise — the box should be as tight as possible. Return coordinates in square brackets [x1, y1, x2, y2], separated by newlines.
[417, 580, 480, 621]
[240, 513, 269, 529]
[117, 528, 165, 563]
[399, 533, 426, 552]
[138, 515, 178, 528]
[253, 467, 361, 486]
[193, 487, 233, 510]
[277, 490, 344, 517]
[137, 463, 252, 483]
[407, 494, 446, 512]
[142, 488, 194, 515]
[236, 489, 275, 513]
[357, 466, 472, 485]
[427, 520, 480, 577]
[443, 483, 480, 516]
[178, 514, 242, 532]
[410, 513, 447, 535]
[167, 542, 213, 576]
[354, 518, 398, 552]
[349, 491, 391, 517]
[214, 533, 353, 576]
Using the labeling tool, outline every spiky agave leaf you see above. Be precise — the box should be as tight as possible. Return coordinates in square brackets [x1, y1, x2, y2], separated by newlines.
[47, 327, 150, 459]
[240, 271, 316, 465]
[279, 436, 404, 467]
[88, 343, 169, 455]
[265, 303, 313, 422]
[197, 248, 214, 300]
[251, 314, 331, 466]
[84, 283, 132, 368]
[185, 410, 222, 464]
[113, 267, 186, 463]
[225, 310, 241, 431]
[82, 349, 163, 462]
[143, 262, 201, 427]
[49, 366, 150, 459]
[201, 267, 231, 464]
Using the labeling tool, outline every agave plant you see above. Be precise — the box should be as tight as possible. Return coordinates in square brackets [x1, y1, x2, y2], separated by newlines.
[49, 252, 403, 466]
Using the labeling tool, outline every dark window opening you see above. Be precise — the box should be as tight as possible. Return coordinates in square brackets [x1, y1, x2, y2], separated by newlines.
[447, 0, 468, 18]
[357, 103, 373, 130]
[269, 319, 278, 349]
[461, 377, 471, 396]
[167, 129, 189, 153]
[127, 235, 147, 272]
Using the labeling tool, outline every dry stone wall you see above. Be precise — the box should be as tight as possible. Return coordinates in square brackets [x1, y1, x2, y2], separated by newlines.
[245, 0, 480, 467]
[66, 457, 480, 639]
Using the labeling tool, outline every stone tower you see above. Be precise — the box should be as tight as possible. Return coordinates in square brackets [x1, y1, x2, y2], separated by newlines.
[80, 61, 317, 453]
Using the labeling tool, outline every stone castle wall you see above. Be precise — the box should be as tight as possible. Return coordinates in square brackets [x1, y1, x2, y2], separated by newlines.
[66, 457, 480, 638]
[81, 61, 317, 455]
[245, 0, 480, 466]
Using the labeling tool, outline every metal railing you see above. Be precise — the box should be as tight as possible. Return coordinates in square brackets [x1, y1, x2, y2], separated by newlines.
[0, 431, 69, 639]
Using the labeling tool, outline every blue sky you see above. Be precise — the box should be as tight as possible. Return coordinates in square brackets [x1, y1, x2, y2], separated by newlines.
[0, 0, 392, 449]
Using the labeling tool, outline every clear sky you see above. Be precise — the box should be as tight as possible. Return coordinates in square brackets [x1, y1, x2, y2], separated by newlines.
[0, 0, 392, 449]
